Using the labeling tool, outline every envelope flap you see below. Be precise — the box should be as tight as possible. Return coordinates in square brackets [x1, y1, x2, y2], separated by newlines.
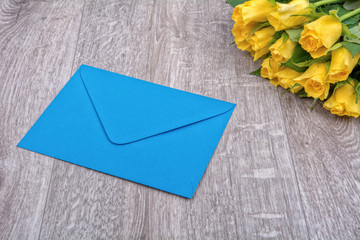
[79, 65, 235, 144]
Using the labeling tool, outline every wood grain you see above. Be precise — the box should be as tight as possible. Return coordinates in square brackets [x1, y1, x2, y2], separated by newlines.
[143, 1, 308, 239]
[0, 0, 359, 239]
[39, 1, 155, 239]
[38, 0, 308, 239]
[279, 92, 360, 239]
[0, 0, 84, 239]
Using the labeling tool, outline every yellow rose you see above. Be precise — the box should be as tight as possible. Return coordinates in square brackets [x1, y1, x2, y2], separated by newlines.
[294, 63, 329, 100]
[232, 0, 274, 24]
[248, 27, 276, 60]
[276, 67, 303, 93]
[269, 38, 297, 63]
[232, 4, 242, 22]
[299, 15, 342, 58]
[327, 47, 360, 83]
[323, 80, 360, 117]
[267, 0, 311, 31]
[232, 20, 257, 51]
[261, 58, 285, 86]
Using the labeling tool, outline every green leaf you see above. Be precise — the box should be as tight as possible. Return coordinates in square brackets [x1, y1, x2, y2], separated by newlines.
[260, 52, 271, 60]
[291, 44, 316, 62]
[326, 42, 343, 52]
[349, 25, 360, 37]
[267, 0, 277, 6]
[310, 98, 319, 112]
[343, 17, 360, 26]
[280, 32, 289, 47]
[268, 0, 292, 4]
[267, 31, 283, 46]
[294, 54, 331, 67]
[285, 28, 303, 42]
[283, 60, 309, 72]
[293, 3, 323, 21]
[342, 23, 358, 38]
[342, 42, 360, 57]
[344, 37, 360, 44]
[343, 0, 360, 10]
[296, 89, 308, 98]
[282, 44, 331, 71]
[319, 5, 360, 25]
[325, 5, 360, 25]
[248, 22, 271, 39]
[355, 80, 360, 103]
[321, 5, 348, 16]
[282, 44, 312, 72]
[329, 9, 341, 21]
[281, 83, 301, 95]
[226, 0, 246, 7]
[250, 67, 262, 77]
[344, 25, 360, 44]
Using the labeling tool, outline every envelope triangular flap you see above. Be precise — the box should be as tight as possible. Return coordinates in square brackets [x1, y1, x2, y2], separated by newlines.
[79, 65, 235, 144]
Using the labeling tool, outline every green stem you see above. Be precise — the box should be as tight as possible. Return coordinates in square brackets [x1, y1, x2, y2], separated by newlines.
[313, 0, 343, 7]
[340, 7, 360, 21]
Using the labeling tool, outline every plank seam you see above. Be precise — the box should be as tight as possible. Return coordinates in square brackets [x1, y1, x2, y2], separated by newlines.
[69, 0, 86, 77]
[275, 89, 311, 240]
[36, 1, 86, 239]
[36, 160, 55, 240]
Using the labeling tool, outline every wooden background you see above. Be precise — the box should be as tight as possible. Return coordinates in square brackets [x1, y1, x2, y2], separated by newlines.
[1, 0, 359, 239]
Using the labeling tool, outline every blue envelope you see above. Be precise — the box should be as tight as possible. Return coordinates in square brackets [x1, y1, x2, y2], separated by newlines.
[18, 65, 235, 198]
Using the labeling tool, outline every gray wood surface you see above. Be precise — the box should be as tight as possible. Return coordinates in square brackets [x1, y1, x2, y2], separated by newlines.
[0, 0, 359, 239]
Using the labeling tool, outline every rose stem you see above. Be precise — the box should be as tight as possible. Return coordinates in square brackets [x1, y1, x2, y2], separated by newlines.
[340, 8, 360, 21]
[313, 0, 344, 8]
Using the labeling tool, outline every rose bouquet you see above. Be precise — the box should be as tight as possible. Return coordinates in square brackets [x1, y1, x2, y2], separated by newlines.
[228, 0, 360, 117]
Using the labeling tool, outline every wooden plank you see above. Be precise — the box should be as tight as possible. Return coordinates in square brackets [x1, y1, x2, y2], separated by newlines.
[38, 1, 156, 239]
[38, 0, 308, 239]
[279, 92, 360, 239]
[0, 0, 84, 239]
[145, 3, 308, 239]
